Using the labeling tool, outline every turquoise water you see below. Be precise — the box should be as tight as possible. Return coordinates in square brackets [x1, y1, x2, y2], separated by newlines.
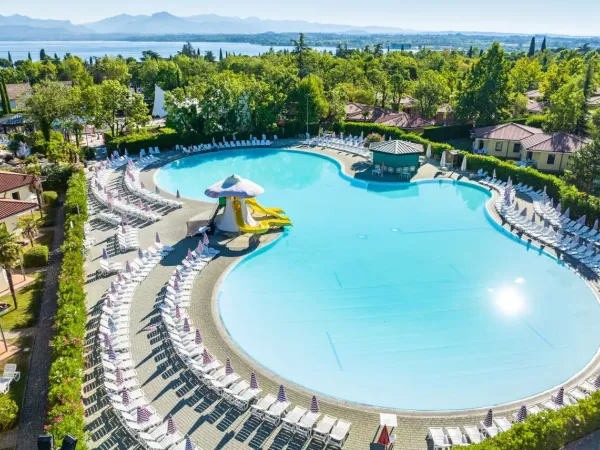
[156, 149, 600, 410]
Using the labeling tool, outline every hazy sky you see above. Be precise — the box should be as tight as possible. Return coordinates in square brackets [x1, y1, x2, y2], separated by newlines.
[2, 0, 598, 36]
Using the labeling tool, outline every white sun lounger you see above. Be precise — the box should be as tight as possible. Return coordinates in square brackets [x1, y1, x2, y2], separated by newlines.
[464, 425, 485, 444]
[232, 387, 262, 410]
[494, 417, 512, 432]
[428, 428, 451, 449]
[250, 394, 277, 419]
[281, 406, 307, 432]
[222, 380, 249, 402]
[312, 415, 337, 443]
[295, 410, 320, 437]
[568, 388, 589, 401]
[263, 400, 291, 426]
[445, 427, 469, 446]
[328, 419, 352, 448]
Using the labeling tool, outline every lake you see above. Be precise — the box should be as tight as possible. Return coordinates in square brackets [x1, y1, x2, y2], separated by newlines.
[0, 41, 338, 61]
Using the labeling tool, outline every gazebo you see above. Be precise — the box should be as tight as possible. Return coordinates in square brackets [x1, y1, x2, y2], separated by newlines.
[370, 140, 424, 172]
[205, 174, 264, 233]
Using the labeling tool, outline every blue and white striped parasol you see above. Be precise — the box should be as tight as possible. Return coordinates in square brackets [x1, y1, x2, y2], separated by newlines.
[183, 318, 190, 333]
[195, 329, 202, 345]
[515, 405, 527, 423]
[483, 409, 493, 427]
[137, 406, 151, 423]
[250, 372, 259, 389]
[555, 387, 564, 406]
[277, 385, 287, 403]
[225, 358, 233, 375]
[310, 395, 320, 413]
[167, 415, 177, 435]
[121, 389, 131, 405]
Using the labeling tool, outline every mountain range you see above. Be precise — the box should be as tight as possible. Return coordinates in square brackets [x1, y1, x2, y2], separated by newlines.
[0, 12, 421, 39]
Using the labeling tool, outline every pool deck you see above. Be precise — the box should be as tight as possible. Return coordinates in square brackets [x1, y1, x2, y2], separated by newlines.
[83, 144, 600, 450]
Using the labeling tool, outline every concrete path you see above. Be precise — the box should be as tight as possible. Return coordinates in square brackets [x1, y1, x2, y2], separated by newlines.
[3, 327, 36, 340]
[15, 197, 65, 450]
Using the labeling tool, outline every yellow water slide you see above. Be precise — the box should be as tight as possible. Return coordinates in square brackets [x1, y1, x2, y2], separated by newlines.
[232, 199, 270, 234]
[245, 198, 286, 218]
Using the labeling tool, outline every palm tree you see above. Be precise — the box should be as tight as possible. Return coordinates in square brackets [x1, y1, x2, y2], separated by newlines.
[0, 229, 23, 309]
[362, 110, 370, 122]
[17, 215, 41, 247]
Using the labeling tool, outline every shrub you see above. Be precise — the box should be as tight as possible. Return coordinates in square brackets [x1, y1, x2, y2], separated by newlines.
[365, 133, 382, 145]
[422, 124, 472, 142]
[0, 395, 19, 431]
[42, 190, 58, 207]
[526, 114, 547, 128]
[41, 164, 75, 192]
[23, 244, 49, 268]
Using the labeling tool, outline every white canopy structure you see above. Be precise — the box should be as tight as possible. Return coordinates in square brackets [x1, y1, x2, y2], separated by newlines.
[152, 84, 167, 118]
[205, 175, 265, 233]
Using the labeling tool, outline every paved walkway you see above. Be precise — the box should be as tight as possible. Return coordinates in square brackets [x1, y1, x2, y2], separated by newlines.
[81, 148, 600, 450]
[15, 197, 65, 450]
[3, 327, 36, 340]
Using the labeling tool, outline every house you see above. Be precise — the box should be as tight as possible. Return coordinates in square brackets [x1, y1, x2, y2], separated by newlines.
[345, 102, 435, 132]
[5, 83, 32, 110]
[0, 171, 38, 203]
[370, 140, 423, 170]
[524, 89, 549, 114]
[474, 122, 590, 172]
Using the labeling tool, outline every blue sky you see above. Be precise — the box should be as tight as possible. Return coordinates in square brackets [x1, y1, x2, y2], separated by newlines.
[3, 0, 598, 36]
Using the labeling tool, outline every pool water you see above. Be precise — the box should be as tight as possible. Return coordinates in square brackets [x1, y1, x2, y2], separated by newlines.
[156, 149, 600, 410]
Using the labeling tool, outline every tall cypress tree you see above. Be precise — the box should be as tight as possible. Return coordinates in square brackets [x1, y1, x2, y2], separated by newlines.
[28, 52, 32, 61]
[0, 75, 10, 116]
[219, 48, 223, 61]
[541, 37, 547, 52]
[467, 46, 473, 58]
[400, 44, 404, 51]
[7, 52, 12, 64]
[528, 37, 536, 57]
[39, 48, 46, 60]
[576, 63, 595, 136]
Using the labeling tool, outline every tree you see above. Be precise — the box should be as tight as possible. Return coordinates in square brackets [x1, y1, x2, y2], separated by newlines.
[25, 80, 71, 141]
[591, 109, 600, 139]
[141, 50, 161, 61]
[455, 43, 512, 125]
[291, 33, 310, 75]
[138, 59, 182, 97]
[288, 74, 328, 126]
[0, 229, 23, 309]
[0, 74, 10, 115]
[219, 49, 223, 61]
[545, 78, 585, 133]
[576, 62, 595, 136]
[412, 70, 449, 117]
[7, 52, 12, 64]
[510, 58, 543, 93]
[563, 140, 600, 194]
[204, 51, 216, 63]
[528, 37, 536, 57]
[39, 49, 47, 61]
[92, 56, 131, 85]
[467, 46, 473, 58]
[28, 52, 32, 61]
[390, 73, 410, 111]
[61, 57, 92, 87]
[541, 37, 547, 52]
[82, 80, 150, 136]
[178, 42, 196, 58]
[17, 215, 41, 247]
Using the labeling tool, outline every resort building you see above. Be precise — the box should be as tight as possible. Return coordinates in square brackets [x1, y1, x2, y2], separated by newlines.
[345, 102, 435, 131]
[370, 139, 423, 171]
[5, 82, 32, 110]
[474, 122, 590, 172]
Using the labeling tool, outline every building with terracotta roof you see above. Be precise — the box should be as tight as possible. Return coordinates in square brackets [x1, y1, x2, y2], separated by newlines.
[345, 102, 436, 131]
[474, 122, 590, 172]
[0, 171, 38, 202]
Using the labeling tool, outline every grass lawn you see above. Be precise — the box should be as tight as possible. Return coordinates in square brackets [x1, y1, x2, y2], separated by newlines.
[445, 138, 473, 152]
[0, 272, 46, 331]
[36, 229, 54, 248]
[0, 336, 34, 414]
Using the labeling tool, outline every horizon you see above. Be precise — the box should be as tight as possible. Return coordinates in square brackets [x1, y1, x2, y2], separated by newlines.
[1, 1, 599, 38]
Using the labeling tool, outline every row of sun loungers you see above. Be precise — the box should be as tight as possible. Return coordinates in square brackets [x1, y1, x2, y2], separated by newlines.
[307, 136, 370, 158]
[178, 138, 273, 155]
[117, 226, 140, 252]
[124, 164, 183, 209]
[98, 241, 200, 450]
[429, 379, 600, 448]
[158, 239, 353, 447]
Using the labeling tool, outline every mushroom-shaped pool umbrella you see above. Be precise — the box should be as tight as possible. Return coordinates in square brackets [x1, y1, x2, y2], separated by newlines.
[103, 248, 109, 260]
[203, 232, 210, 247]
[225, 358, 233, 375]
[167, 415, 177, 435]
[310, 395, 320, 413]
[555, 387, 565, 406]
[185, 436, 195, 450]
[205, 175, 265, 232]
[493, 169, 497, 179]
[141, 181, 146, 190]
[155, 186, 160, 194]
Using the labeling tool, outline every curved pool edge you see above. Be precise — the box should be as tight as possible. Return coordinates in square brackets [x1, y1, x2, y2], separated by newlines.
[154, 146, 600, 414]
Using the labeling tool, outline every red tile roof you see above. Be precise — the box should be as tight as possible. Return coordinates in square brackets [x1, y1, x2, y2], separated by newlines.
[521, 132, 591, 154]
[474, 122, 544, 140]
[0, 171, 35, 194]
[5, 83, 31, 101]
[0, 199, 38, 221]
[345, 102, 435, 129]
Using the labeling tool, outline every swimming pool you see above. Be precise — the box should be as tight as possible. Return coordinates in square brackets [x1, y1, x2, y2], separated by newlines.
[156, 149, 600, 410]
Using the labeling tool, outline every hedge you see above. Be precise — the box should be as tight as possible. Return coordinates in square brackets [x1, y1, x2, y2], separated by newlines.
[42, 191, 58, 207]
[44, 168, 88, 448]
[470, 391, 600, 450]
[41, 164, 76, 192]
[23, 244, 49, 268]
[105, 122, 320, 154]
[331, 122, 453, 157]
[422, 124, 472, 142]
[463, 152, 600, 227]
[0, 395, 19, 431]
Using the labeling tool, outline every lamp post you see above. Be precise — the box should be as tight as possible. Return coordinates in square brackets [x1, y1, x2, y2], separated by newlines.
[305, 93, 309, 138]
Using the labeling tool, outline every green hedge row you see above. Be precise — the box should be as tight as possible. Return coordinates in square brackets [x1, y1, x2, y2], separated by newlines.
[464, 152, 600, 227]
[471, 391, 600, 450]
[331, 122, 454, 157]
[422, 124, 473, 142]
[44, 168, 88, 448]
[105, 121, 320, 154]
